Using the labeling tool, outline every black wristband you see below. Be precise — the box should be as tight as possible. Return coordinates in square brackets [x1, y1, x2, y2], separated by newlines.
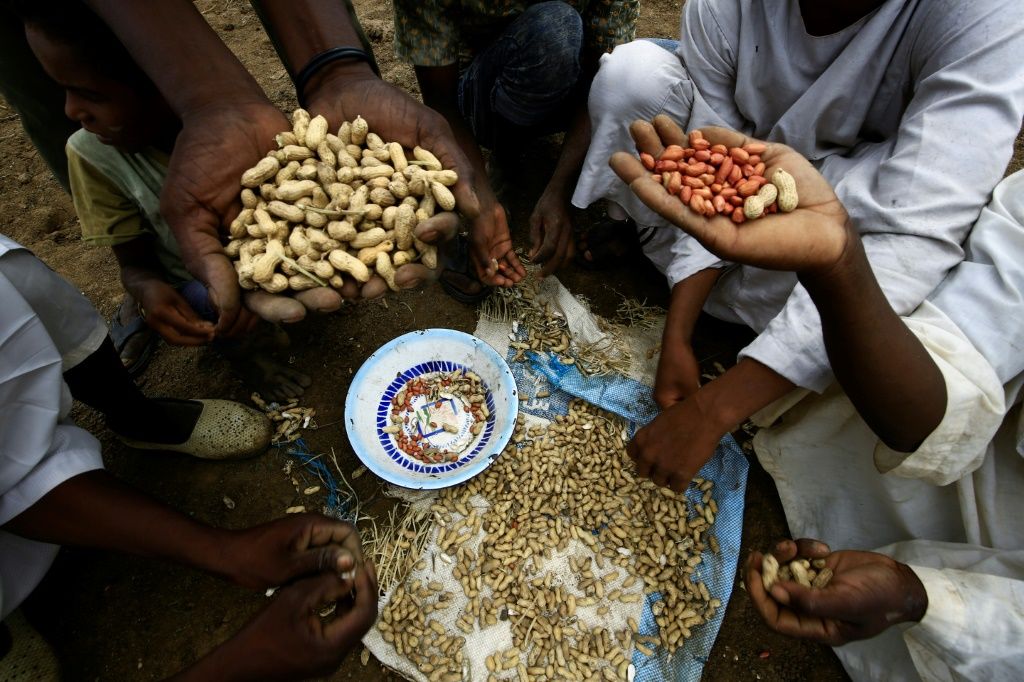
[295, 47, 377, 107]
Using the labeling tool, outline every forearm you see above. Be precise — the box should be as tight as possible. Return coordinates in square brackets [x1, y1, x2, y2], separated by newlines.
[698, 357, 796, 434]
[113, 241, 168, 301]
[799, 233, 946, 451]
[115, 259, 166, 308]
[85, 0, 268, 115]
[665, 268, 722, 343]
[543, 53, 599, 198]
[4, 470, 231, 578]
[118, 265, 159, 300]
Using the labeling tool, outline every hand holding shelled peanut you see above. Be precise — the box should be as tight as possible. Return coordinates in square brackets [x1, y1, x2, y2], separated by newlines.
[640, 130, 798, 223]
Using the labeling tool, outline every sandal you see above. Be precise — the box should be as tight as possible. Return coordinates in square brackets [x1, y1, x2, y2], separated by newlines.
[574, 215, 643, 271]
[439, 233, 493, 305]
[110, 296, 157, 377]
[116, 399, 272, 460]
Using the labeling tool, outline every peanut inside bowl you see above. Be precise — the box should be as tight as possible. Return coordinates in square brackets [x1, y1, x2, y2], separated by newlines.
[344, 328, 519, 489]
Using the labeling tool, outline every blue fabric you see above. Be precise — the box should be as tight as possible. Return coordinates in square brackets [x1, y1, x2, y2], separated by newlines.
[631, 437, 747, 682]
[458, 1, 584, 147]
[526, 350, 660, 432]
[644, 37, 681, 53]
[176, 279, 217, 322]
[512, 343, 748, 682]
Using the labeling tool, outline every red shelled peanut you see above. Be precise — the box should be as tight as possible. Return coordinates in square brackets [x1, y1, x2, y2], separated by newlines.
[641, 130, 798, 224]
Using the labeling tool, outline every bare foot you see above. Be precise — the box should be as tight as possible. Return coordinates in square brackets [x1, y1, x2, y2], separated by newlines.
[241, 353, 312, 402]
[217, 342, 311, 402]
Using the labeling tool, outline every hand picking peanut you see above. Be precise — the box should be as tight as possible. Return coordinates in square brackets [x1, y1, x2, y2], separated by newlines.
[761, 553, 832, 591]
[226, 109, 458, 296]
[641, 130, 799, 224]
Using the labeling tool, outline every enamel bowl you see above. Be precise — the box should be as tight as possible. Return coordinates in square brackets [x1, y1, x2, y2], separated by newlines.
[344, 329, 519, 489]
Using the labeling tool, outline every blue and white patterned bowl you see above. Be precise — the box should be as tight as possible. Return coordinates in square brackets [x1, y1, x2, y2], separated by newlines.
[344, 329, 519, 489]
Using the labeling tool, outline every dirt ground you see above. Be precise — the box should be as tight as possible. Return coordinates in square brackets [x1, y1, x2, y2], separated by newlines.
[2, 1, 1022, 681]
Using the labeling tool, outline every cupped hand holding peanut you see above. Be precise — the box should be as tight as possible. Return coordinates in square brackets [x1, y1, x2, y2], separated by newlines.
[227, 109, 463, 324]
[303, 77, 524, 289]
[610, 116, 851, 274]
[745, 538, 928, 646]
[161, 100, 291, 337]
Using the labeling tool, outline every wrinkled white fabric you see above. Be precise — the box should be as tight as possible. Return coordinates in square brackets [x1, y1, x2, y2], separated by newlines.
[752, 302, 1013, 555]
[929, 173, 1024, 385]
[904, 556, 1024, 682]
[754, 312, 1024, 681]
[573, 0, 1024, 392]
[871, 305, 1005, 487]
[0, 237, 105, 619]
[752, 171, 1024, 680]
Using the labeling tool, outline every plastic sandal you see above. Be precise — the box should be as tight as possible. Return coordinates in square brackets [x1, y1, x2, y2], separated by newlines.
[116, 399, 272, 460]
[109, 297, 157, 378]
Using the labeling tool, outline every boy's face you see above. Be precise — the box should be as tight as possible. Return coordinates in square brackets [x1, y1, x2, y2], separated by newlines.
[26, 26, 176, 152]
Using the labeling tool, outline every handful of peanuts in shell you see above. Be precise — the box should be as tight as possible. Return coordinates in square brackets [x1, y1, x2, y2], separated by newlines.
[641, 130, 799, 223]
[761, 552, 834, 592]
[224, 108, 457, 296]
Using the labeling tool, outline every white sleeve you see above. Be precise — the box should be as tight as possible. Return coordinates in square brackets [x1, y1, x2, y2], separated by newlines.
[0, 270, 103, 527]
[739, 3, 1024, 392]
[906, 561, 1024, 681]
[870, 302, 1005, 486]
[871, 539, 1024, 682]
[930, 170, 1024, 385]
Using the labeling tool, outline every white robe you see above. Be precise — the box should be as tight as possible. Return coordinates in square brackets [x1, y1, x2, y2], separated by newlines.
[0, 235, 106, 619]
[572, 0, 1024, 392]
[751, 171, 1024, 680]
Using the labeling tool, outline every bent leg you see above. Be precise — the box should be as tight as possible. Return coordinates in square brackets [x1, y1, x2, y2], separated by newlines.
[0, 249, 106, 371]
[63, 337, 207, 444]
[0, 246, 201, 443]
[571, 40, 730, 229]
[572, 40, 733, 285]
[458, 1, 584, 147]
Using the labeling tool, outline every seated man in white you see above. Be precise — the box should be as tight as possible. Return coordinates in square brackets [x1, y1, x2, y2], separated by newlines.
[611, 120, 1024, 682]
[574, 0, 1024, 497]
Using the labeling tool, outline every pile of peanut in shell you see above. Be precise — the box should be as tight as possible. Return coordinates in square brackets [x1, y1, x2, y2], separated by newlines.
[225, 109, 457, 295]
[373, 400, 722, 682]
[250, 392, 316, 444]
[641, 130, 798, 223]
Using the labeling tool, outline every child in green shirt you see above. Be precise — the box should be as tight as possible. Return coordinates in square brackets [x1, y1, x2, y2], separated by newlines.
[19, 2, 309, 400]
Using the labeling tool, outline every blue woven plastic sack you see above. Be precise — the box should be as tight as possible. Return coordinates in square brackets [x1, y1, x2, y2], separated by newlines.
[517, 350, 748, 682]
